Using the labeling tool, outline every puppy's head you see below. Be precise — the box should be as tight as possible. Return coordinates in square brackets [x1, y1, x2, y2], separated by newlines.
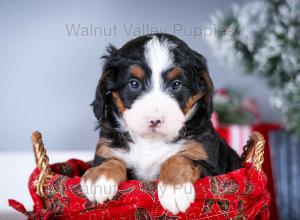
[93, 33, 213, 141]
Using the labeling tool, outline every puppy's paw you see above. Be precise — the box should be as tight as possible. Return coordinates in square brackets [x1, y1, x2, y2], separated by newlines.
[81, 168, 118, 204]
[158, 181, 195, 214]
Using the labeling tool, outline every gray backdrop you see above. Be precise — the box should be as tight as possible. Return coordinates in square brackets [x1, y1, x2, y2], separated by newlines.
[0, 0, 281, 151]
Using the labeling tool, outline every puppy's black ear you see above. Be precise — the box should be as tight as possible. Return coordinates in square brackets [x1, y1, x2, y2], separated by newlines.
[192, 50, 214, 117]
[91, 71, 109, 120]
[92, 44, 118, 120]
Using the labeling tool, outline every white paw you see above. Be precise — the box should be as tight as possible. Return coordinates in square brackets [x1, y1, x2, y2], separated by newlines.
[158, 181, 195, 214]
[81, 176, 118, 204]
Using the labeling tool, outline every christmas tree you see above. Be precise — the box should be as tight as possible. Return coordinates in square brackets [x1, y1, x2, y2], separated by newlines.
[208, 0, 300, 137]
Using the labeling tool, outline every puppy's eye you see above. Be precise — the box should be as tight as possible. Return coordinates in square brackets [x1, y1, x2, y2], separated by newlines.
[128, 79, 141, 91]
[171, 80, 182, 91]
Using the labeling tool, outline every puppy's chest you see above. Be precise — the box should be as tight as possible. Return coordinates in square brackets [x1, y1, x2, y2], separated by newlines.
[112, 141, 183, 181]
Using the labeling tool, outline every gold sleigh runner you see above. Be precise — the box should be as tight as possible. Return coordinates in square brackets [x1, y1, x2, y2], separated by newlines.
[31, 131, 266, 219]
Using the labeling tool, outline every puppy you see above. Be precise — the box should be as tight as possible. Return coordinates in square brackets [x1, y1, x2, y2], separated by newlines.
[81, 33, 242, 214]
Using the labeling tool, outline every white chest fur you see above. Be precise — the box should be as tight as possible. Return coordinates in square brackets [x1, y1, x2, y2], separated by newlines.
[112, 139, 183, 181]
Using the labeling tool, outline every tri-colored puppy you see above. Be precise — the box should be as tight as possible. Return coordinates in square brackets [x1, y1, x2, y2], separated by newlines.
[81, 33, 242, 214]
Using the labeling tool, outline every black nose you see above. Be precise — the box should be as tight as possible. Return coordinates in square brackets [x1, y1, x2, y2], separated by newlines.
[149, 119, 162, 128]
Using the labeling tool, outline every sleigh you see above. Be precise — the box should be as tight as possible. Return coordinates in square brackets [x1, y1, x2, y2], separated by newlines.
[9, 131, 270, 219]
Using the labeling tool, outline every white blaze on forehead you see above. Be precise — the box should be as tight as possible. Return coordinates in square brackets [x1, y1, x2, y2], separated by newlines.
[144, 36, 175, 91]
[122, 36, 185, 142]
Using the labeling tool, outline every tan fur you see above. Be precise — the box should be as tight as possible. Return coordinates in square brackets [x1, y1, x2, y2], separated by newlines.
[183, 71, 214, 114]
[202, 71, 214, 106]
[166, 67, 182, 80]
[130, 64, 144, 79]
[183, 92, 204, 114]
[112, 91, 126, 112]
[181, 140, 208, 161]
[159, 141, 207, 184]
[82, 159, 127, 183]
[160, 156, 201, 184]
[95, 138, 114, 159]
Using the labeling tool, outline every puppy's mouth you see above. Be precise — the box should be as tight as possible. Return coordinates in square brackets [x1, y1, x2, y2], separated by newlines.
[140, 131, 167, 140]
[122, 122, 164, 140]
[136, 127, 167, 139]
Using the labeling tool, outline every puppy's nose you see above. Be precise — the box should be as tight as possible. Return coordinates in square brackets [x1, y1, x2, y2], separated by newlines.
[148, 118, 163, 128]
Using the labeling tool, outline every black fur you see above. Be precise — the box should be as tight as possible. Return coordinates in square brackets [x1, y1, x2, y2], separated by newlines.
[92, 33, 242, 176]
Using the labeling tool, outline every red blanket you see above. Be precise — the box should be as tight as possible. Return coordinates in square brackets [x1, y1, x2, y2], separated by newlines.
[9, 159, 270, 220]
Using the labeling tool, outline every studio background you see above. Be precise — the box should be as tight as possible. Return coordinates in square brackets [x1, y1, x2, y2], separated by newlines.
[2, 0, 294, 219]
[0, 0, 281, 151]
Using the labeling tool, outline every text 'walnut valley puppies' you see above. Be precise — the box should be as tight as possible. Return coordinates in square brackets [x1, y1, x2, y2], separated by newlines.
[81, 33, 242, 214]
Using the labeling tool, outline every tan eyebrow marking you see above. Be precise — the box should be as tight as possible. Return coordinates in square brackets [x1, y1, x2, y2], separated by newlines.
[166, 67, 182, 80]
[130, 64, 144, 79]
